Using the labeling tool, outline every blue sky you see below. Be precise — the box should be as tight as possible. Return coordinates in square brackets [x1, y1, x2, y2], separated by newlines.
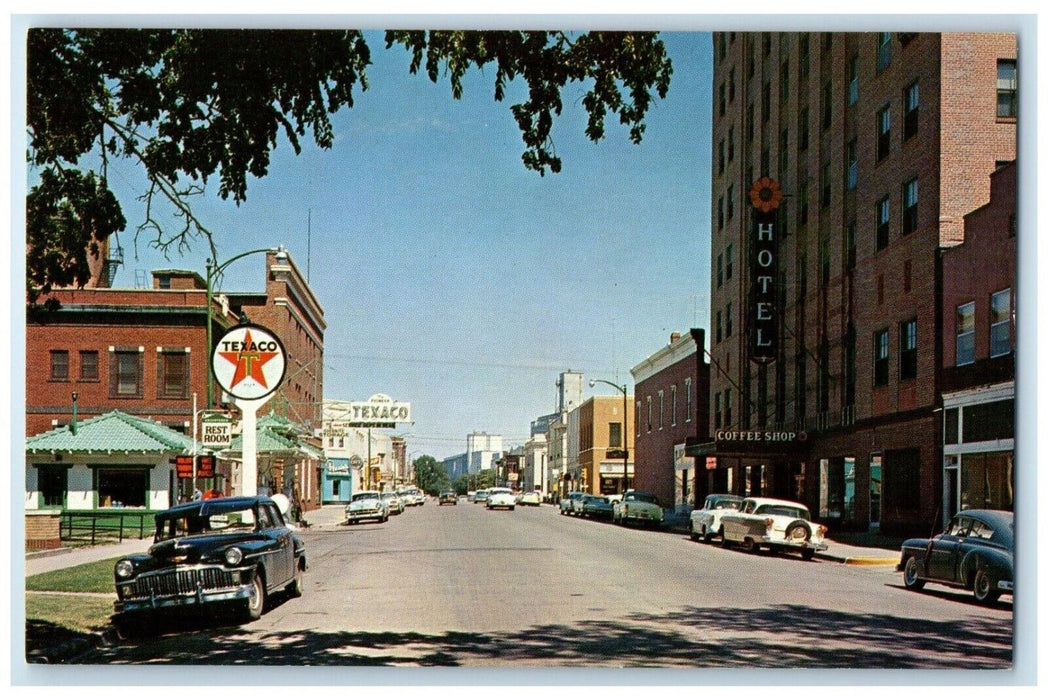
[30, 29, 715, 460]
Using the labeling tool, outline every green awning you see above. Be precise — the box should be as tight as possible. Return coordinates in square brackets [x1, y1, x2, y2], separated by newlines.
[25, 411, 194, 455]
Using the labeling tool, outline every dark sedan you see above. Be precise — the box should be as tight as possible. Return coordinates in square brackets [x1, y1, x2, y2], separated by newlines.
[580, 495, 614, 519]
[112, 496, 306, 631]
[898, 509, 1013, 605]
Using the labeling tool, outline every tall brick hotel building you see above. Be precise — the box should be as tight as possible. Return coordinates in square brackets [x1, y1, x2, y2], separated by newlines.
[696, 32, 1017, 536]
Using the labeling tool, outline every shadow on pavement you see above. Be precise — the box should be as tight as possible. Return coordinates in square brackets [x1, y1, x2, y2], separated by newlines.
[40, 603, 1012, 668]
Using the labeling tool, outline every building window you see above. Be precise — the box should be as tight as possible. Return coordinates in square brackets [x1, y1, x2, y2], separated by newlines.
[903, 178, 919, 234]
[718, 139, 725, 174]
[846, 220, 856, 270]
[990, 288, 1012, 357]
[822, 80, 832, 130]
[724, 388, 733, 427]
[726, 244, 734, 280]
[877, 32, 892, 72]
[718, 197, 724, 230]
[819, 236, 830, 286]
[747, 102, 755, 141]
[609, 422, 622, 448]
[49, 350, 69, 381]
[716, 310, 723, 343]
[685, 378, 693, 422]
[646, 396, 653, 432]
[877, 105, 891, 161]
[717, 253, 724, 288]
[727, 184, 735, 220]
[904, 81, 919, 140]
[876, 196, 890, 251]
[158, 349, 190, 399]
[158, 275, 171, 290]
[800, 34, 810, 80]
[658, 390, 665, 430]
[729, 67, 736, 102]
[847, 54, 859, 105]
[715, 392, 722, 430]
[874, 329, 890, 387]
[846, 139, 858, 189]
[900, 319, 917, 380]
[780, 59, 789, 104]
[821, 161, 832, 208]
[726, 302, 733, 337]
[761, 149, 770, 179]
[779, 128, 789, 174]
[728, 126, 735, 162]
[96, 467, 148, 508]
[799, 182, 809, 225]
[762, 81, 771, 122]
[997, 60, 1017, 118]
[80, 350, 99, 380]
[671, 385, 678, 426]
[799, 107, 809, 151]
[719, 81, 726, 117]
[956, 302, 976, 366]
[37, 465, 67, 508]
[110, 348, 143, 398]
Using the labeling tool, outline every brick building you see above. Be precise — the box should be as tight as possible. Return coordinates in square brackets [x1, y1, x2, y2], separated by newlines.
[574, 394, 634, 496]
[702, 32, 1017, 536]
[26, 246, 326, 513]
[630, 329, 711, 511]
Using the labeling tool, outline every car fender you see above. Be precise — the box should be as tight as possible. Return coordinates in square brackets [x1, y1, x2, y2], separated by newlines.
[959, 547, 1011, 588]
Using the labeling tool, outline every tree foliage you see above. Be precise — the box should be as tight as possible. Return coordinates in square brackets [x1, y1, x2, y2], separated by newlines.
[412, 454, 451, 495]
[26, 28, 672, 302]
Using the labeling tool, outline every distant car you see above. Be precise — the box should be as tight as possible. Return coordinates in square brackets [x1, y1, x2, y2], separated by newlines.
[689, 494, 744, 542]
[569, 491, 590, 516]
[898, 509, 1014, 604]
[112, 496, 305, 630]
[580, 495, 614, 519]
[519, 491, 542, 506]
[474, 489, 490, 505]
[612, 491, 664, 526]
[438, 491, 458, 505]
[559, 491, 583, 515]
[719, 497, 828, 559]
[381, 492, 405, 515]
[345, 491, 389, 524]
[486, 487, 516, 510]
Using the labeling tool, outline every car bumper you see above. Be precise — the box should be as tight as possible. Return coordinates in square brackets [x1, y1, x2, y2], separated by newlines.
[114, 565, 253, 614]
[998, 579, 1014, 592]
[346, 509, 384, 521]
[761, 537, 828, 551]
[488, 500, 515, 508]
[623, 512, 663, 522]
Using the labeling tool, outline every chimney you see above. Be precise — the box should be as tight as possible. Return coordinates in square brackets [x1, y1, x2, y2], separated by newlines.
[670, 332, 681, 345]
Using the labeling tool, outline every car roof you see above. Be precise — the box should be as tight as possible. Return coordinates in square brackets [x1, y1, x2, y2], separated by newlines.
[742, 496, 808, 509]
[159, 495, 270, 517]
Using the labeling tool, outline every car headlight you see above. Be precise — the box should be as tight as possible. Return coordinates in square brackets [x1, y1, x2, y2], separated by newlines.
[115, 559, 134, 578]
[224, 547, 244, 566]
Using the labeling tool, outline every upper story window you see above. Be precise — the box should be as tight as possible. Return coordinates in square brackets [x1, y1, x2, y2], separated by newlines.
[717, 253, 724, 288]
[685, 378, 693, 422]
[658, 390, 665, 430]
[799, 34, 810, 80]
[847, 55, 859, 105]
[715, 392, 722, 430]
[903, 178, 919, 235]
[49, 350, 69, 381]
[799, 106, 809, 151]
[111, 348, 144, 398]
[822, 80, 833, 130]
[874, 329, 890, 387]
[956, 302, 976, 366]
[877, 105, 891, 161]
[725, 244, 734, 280]
[780, 59, 790, 105]
[79, 350, 99, 380]
[671, 385, 678, 426]
[900, 319, 918, 381]
[646, 396, 653, 432]
[846, 139, 858, 190]
[990, 288, 1012, 357]
[904, 81, 920, 140]
[877, 32, 892, 72]
[158, 349, 190, 399]
[779, 128, 789, 175]
[727, 184, 735, 221]
[719, 81, 727, 117]
[997, 60, 1017, 118]
[876, 195, 891, 251]
[609, 422, 623, 448]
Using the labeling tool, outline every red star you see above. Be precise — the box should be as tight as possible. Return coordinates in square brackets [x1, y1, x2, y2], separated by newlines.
[217, 330, 279, 390]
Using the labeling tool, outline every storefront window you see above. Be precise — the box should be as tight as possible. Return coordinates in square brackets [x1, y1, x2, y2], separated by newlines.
[96, 468, 148, 508]
[960, 453, 1013, 511]
[38, 465, 67, 508]
[819, 458, 846, 519]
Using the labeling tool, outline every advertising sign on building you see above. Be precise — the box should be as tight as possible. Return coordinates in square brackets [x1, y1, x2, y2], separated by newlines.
[748, 177, 783, 363]
[337, 394, 412, 428]
[200, 412, 233, 449]
[210, 324, 287, 401]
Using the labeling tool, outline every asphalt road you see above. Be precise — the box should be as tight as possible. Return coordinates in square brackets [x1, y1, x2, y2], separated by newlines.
[72, 501, 1013, 669]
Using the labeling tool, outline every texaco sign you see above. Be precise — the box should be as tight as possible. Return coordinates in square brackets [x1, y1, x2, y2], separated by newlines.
[211, 324, 287, 401]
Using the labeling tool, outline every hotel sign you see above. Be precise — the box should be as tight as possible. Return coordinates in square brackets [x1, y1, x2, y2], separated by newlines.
[748, 177, 782, 363]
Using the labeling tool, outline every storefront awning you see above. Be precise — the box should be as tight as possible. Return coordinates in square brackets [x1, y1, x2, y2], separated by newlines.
[25, 410, 194, 455]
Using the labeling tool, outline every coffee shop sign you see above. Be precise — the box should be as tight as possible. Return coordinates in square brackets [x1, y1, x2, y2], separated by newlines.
[716, 430, 808, 443]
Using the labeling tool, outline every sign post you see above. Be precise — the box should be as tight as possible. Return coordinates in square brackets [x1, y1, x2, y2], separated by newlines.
[211, 324, 287, 498]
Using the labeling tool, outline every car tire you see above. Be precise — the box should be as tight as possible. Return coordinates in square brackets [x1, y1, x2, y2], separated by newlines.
[784, 520, 812, 544]
[902, 555, 925, 591]
[973, 568, 1001, 604]
[287, 559, 305, 598]
[689, 523, 700, 542]
[703, 527, 714, 544]
[244, 570, 266, 621]
[720, 535, 732, 549]
[741, 538, 762, 554]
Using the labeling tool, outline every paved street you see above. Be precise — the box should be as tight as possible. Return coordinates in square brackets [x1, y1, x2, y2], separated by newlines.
[71, 501, 1012, 668]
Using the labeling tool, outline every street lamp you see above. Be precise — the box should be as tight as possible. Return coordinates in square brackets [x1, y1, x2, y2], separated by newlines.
[590, 378, 629, 494]
[205, 246, 288, 408]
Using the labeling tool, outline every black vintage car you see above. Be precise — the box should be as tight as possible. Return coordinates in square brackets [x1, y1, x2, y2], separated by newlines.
[113, 496, 306, 628]
[898, 509, 1014, 605]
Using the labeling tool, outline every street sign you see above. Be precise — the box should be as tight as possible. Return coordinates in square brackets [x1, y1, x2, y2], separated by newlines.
[211, 324, 287, 401]
[200, 412, 233, 449]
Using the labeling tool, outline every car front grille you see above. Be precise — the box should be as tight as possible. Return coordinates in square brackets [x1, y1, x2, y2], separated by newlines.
[123, 566, 239, 600]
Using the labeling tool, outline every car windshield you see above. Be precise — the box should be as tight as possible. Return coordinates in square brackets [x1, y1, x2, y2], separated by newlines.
[155, 505, 258, 542]
[711, 498, 742, 510]
[352, 492, 379, 502]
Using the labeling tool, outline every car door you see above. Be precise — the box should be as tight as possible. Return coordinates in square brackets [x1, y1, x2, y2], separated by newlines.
[256, 504, 290, 588]
[926, 516, 971, 582]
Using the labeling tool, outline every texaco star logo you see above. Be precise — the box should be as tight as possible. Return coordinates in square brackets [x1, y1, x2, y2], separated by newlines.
[211, 324, 286, 401]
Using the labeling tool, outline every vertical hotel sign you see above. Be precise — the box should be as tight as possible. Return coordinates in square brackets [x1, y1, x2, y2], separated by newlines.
[748, 177, 783, 363]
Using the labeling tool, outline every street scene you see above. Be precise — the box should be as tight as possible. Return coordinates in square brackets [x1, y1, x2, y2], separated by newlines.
[18, 21, 1026, 682]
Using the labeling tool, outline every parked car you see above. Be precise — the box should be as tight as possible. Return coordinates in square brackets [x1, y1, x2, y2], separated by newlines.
[612, 491, 664, 527]
[580, 495, 614, 519]
[345, 491, 389, 524]
[719, 497, 828, 559]
[559, 491, 582, 514]
[438, 491, 459, 505]
[569, 491, 590, 516]
[474, 489, 490, 505]
[519, 491, 542, 506]
[112, 496, 306, 630]
[381, 492, 405, 515]
[689, 493, 744, 542]
[898, 509, 1014, 604]
[399, 487, 425, 506]
[486, 487, 517, 510]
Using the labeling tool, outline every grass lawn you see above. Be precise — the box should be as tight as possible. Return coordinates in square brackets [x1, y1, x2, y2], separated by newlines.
[26, 557, 121, 594]
[25, 593, 114, 634]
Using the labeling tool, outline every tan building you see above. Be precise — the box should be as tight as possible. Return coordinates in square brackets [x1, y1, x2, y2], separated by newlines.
[575, 394, 635, 495]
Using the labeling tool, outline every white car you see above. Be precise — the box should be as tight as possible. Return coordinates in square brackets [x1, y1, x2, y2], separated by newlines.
[719, 497, 828, 559]
[689, 493, 744, 542]
[345, 491, 389, 524]
[381, 492, 405, 515]
[486, 487, 517, 510]
[519, 491, 542, 506]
